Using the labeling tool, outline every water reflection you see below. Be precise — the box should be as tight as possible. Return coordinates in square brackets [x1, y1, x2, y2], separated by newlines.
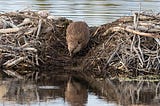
[0, 73, 159, 106]
[65, 77, 87, 106]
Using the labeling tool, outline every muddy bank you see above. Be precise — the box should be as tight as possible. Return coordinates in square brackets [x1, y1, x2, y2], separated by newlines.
[0, 10, 160, 79]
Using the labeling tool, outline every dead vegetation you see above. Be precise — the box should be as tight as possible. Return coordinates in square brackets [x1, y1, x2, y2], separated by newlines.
[0, 10, 72, 78]
[0, 10, 160, 79]
[82, 12, 160, 78]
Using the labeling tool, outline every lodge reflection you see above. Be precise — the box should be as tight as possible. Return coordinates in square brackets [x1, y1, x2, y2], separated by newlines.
[0, 85, 7, 100]
[0, 75, 88, 105]
[0, 74, 159, 106]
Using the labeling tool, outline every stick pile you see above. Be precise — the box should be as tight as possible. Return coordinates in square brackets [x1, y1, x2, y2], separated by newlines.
[0, 10, 159, 79]
[82, 11, 160, 78]
[0, 10, 71, 78]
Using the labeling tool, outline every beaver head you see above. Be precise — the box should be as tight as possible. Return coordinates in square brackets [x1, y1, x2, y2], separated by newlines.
[66, 21, 90, 56]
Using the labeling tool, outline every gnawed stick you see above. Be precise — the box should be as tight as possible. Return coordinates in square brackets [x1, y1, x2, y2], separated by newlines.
[23, 47, 37, 52]
[93, 27, 101, 37]
[17, 18, 32, 27]
[1, 19, 18, 28]
[126, 25, 160, 33]
[3, 69, 23, 79]
[125, 27, 160, 38]
[0, 27, 22, 33]
[103, 26, 160, 38]
[0, 45, 37, 52]
[36, 19, 42, 38]
[3, 56, 27, 68]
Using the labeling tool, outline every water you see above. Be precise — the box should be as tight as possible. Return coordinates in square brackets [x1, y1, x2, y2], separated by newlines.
[0, 0, 160, 26]
[0, 75, 118, 106]
[0, 0, 160, 106]
[0, 74, 159, 106]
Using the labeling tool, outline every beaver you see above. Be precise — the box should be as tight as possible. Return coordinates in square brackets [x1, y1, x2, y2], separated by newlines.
[66, 21, 90, 56]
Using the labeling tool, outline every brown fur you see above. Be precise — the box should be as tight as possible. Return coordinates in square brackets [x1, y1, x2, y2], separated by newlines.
[66, 21, 90, 56]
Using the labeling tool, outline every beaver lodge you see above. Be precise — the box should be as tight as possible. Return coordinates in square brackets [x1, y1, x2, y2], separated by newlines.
[0, 10, 160, 80]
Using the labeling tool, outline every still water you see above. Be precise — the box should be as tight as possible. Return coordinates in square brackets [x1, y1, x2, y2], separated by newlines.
[0, 73, 159, 106]
[0, 75, 118, 106]
[0, 0, 160, 26]
[0, 0, 160, 106]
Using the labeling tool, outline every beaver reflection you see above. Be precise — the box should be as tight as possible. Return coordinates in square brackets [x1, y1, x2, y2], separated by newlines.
[65, 77, 88, 106]
[66, 21, 90, 57]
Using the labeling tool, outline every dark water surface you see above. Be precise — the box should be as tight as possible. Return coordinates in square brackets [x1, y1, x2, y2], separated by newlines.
[0, 0, 160, 106]
[0, 73, 160, 106]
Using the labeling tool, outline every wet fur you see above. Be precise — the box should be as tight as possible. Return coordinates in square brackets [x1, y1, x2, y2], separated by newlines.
[66, 21, 90, 56]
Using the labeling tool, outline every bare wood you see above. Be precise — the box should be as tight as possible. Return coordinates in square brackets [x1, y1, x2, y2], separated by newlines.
[24, 27, 37, 35]
[23, 47, 37, 52]
[125, 27, 160, 38]
[103, 26, 160, 38]
[93, 27, 101, 37]
[3, 69, 23, 79]
[35, 54, 39, 65]
[139, 13, 160, 20]
[3, 57, 27, 68]
[17, 18, 32, 27]
[1, 19, 18, 28]
[0, 44, 37, 52]
[126, 25, 160, 33]
[36, 19, 42, 38]
[0, 27, 20, 33]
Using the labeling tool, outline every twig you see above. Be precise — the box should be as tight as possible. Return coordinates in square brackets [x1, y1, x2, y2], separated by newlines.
[133, 12, 138, 29]
[93, 27, 101, 37]
[3, 56, 27, 68]
[0, 27, 21, 33]
[3, 69, 23, 79]
[130, 35, 136, 53]
[133, 46, 143, 67]
[0, 44, 37, 52]
[35, 54, 39, 66]
[17, 18, 32, 27]
[104, 26, 160, 38]
[1, 19, 18, 28]
[36, 19, 42, 38]
[107, 44, 120, 65]
[137, 35, 144, 62]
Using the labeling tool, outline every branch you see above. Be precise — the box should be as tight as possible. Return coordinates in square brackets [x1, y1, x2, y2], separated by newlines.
[103, 26, 160, 38]
[0, 45, 37, 52]
[3, 57, 27, 68]
[0, 27, 20, 33]
[3, 69, 23, 79]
